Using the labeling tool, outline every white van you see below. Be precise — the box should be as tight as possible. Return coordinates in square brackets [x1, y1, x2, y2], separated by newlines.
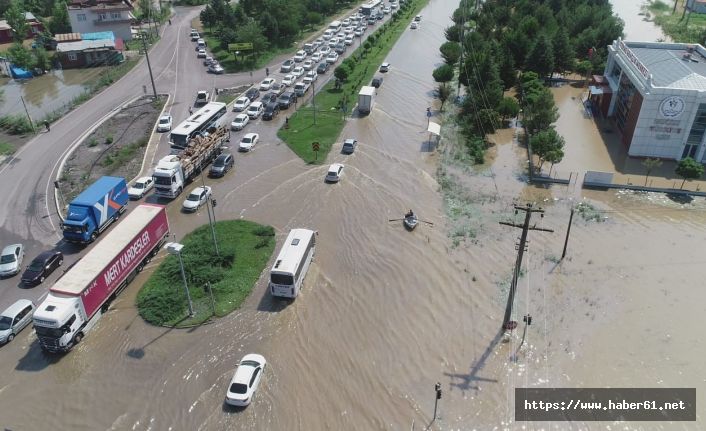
[0, 299, 35, 344]
[328, 20, 342, 33]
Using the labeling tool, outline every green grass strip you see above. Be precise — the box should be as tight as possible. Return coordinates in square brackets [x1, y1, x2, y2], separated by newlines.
[136, 220, 276, 327]
[279, 0, 428, 164]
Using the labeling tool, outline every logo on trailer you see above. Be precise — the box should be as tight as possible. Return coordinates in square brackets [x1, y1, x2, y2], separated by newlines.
[94, 189, 124, 225]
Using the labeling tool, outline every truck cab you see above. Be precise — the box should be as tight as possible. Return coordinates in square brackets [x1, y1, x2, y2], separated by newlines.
[33, 296, 86, 352]
[153, 155, 186, 198]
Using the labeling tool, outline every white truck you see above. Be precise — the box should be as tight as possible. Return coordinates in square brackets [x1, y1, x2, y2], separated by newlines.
[33, 204, 170, 353]
[153, 126, 229, 198]
[358, 86, 375, 115]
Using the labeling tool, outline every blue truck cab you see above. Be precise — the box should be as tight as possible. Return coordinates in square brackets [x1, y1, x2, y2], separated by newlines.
[61, 176, 128, 243]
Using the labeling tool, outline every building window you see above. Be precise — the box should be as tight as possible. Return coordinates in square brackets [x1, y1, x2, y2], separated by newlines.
[685, 103, 706, 160]
[614, 74, 638, 134]
[111, 12, 121, 19]
[68, 52, 77, 61]
[77, 13, 86, 21]
[99, 13, 107, 20]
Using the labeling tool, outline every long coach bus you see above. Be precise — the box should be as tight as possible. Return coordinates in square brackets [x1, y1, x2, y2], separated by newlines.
[169, 102, 227, 149]
[269, 229, 317, 298]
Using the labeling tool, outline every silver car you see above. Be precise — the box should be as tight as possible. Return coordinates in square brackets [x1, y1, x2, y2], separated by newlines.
[0, 244, 24, 277]
[0, 299, 35, 344]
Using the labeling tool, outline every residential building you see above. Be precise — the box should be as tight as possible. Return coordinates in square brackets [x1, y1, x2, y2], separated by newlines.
[56, 38, 124, 68]
[593, 39, 706, 161]
[67, 0, 135, 42]
[0, 12, 45, 44]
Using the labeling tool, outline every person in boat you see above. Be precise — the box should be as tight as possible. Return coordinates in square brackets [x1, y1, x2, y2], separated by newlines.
[405, 209, 414, 218]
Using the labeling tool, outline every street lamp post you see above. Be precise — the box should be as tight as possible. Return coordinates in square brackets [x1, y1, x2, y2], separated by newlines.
[165, 242, 194, 317]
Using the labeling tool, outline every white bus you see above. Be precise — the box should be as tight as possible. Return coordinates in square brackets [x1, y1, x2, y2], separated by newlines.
[169, 102, 227, 149]
[269, 229, 316, 298]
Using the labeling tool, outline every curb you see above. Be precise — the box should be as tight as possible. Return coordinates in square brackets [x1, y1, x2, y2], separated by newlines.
[53, 94, 156, 222]
[135, 93, 172, 182]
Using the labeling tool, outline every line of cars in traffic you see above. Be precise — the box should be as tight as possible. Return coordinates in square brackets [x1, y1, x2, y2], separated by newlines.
[191, 28, 224, 74]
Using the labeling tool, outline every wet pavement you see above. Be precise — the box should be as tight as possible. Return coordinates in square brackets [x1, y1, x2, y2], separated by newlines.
[1, 1, 705, 430]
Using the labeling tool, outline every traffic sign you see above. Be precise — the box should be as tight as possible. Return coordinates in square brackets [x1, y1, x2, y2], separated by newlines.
[312, 142, 320, 151]
[228, 42, 253, 51]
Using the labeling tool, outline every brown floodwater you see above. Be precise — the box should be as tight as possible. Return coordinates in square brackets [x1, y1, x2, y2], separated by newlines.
[0, 68, 107, 119]
[1, 1, 704, 430]
[611, 0, 669, 42]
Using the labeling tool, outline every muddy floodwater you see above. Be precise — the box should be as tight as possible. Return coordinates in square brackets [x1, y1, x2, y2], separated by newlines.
[0, 1, 704, 430]
[612, 0, 668, 42]
[0, 68, 107, 119]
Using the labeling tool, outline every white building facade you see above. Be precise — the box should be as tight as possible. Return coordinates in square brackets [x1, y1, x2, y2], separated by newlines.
[68, 0, 135, 41]
[601, 39, 706, 161]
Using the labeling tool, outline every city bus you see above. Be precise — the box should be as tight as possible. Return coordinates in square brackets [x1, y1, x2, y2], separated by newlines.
[269, 229, 317, 298]
[169, 102, 227, 149]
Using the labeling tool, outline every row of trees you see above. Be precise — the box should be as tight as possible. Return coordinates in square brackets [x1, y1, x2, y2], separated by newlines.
[433, 0, 622, 165]
[200, 0, 355, 53]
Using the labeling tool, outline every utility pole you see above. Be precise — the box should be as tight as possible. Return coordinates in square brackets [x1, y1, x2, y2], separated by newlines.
[561, 206, 575, 260]
[433, 382, 442, 421]
[311, 77, 317, 125]
[140, 31, 158, 98]
[19, 95, 34, 132]
[499, 204, 553, 330]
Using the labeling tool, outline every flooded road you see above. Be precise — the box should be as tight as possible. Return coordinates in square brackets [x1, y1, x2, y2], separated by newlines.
[611, 0, 668, 42]
[1, 1, 704, 430]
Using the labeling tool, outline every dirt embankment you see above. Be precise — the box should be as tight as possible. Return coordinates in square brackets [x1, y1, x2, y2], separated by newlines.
[58, 95, 166, 204]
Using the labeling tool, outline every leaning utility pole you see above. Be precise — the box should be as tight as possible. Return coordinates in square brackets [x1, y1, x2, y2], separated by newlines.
[499, 204, 553, 330]
[140, 31, 158, 98]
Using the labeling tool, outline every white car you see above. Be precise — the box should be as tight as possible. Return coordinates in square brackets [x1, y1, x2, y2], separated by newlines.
[344, 26, 354, 34]
[342, 18, 351, 26]
[302, 59, 315, 71]
[354, 28, 364, 37]
[239, 133, 260, 152]
[127, 176, 154, 199]
[326, 52, 339, 64]
[390, 2, 398, 9]
[197, 48, 207, 58]
[293, 50, 307, 62]
[282, 74, 295, 87]
[311, 52, 323, 62]
[0, 244, 24, 277]
[319, 45, 331, 55]
[182, 186, 211, 212]
[380, 62, 391, 72]
[225, 354, 266, 407]
[383, 6, 391, 14]
[410, 21, 418, 29]
[233, 96, 251, 112]
[303, 70, 318, 84]
[156, 114, 172, 132]
[259, 78, 276, 91]
[291, 66, 305, 77]
[325, 163, 344, 182]
[231, 113, 249, 131]
[344, 35, 354, 45]
[246, 102, 264, 119]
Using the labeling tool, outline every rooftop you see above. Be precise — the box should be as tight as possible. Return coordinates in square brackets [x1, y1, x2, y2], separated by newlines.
[56, 38, 116, 52]
[623, 41, 706, 90]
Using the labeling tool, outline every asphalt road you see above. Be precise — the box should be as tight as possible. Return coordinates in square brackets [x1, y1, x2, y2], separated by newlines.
[0, 7, 392, 311]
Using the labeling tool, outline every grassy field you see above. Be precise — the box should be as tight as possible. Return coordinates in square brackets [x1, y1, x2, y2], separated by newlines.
[278, 0, 428, 163]
[647, 0, 706, 43]
[0, 141, 14, 155]
[137, 220, 276, 327]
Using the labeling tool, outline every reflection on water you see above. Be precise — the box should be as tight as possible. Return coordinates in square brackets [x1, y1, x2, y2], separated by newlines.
[611, 0, 669, 42]
[0, 68, 107, 119]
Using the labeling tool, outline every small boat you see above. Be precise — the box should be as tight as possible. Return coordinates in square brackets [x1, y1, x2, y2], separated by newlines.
[403, 214, 418, 230]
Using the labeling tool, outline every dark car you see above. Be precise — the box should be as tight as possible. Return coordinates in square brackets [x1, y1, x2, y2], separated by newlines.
[334, 43, 346, 54]
[262, 92, 278, 104]
[371, 76, 383, 88]
[245, 87, 260, 101]
[317, 62, 330, 74]
[209, 153, 234, 177]
[342, 138, 358, 154]
[278, 91, 298, 109]
[262, 102, 280, 121]
[21, 250, 63, 286]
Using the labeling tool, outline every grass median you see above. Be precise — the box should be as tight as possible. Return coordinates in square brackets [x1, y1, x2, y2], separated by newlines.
[279, 0, 428, 164]
[137, 220, 276, 327]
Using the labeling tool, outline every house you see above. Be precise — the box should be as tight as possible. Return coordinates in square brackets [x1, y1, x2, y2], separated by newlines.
[67, 0, 135, 41]
[56, 38, 124, 69]
[0, 12, 46, 44]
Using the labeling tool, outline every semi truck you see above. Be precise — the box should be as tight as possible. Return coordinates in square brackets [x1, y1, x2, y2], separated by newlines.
[33, 204, 170, 353]
[358, 86, 375, 115]
[153, 126, 229, 198]
[61, 176, 129, 243]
